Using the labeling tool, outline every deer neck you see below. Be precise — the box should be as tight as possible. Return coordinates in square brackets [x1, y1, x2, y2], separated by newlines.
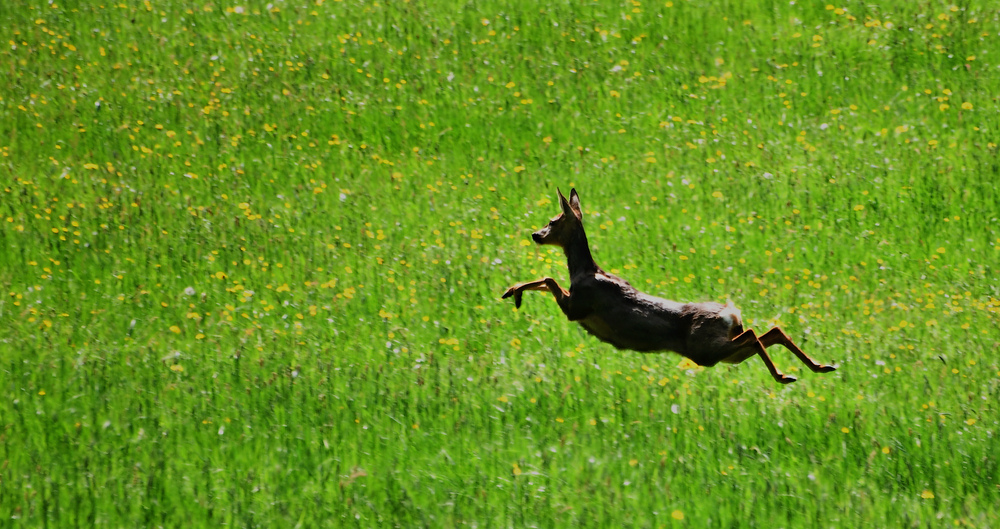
[563, 229, 599, 278]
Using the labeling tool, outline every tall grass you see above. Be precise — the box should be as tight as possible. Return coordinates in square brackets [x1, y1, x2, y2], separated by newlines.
[1, 0, 998, 526]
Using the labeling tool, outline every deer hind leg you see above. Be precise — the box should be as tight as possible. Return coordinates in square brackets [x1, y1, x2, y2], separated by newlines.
[718, 329, 797, 384]
[758, 327, 836, 373]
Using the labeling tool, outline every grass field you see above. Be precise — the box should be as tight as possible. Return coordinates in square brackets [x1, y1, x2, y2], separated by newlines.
[2, 0, 999, 526]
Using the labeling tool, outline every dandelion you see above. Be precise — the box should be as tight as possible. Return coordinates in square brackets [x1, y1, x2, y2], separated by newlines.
[169, 325, 181, 333]
[962, 102, 973, 110]
[672, 510, 684, 520]
[512, 463, 522, 476]
[920, 490, 935, 499]
[677, 358, 698, 369]
[882, 446, 891, 454]
[170, 364, 184, 372]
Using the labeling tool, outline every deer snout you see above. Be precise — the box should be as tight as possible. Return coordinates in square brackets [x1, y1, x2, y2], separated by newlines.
[531, 231, 545, 243]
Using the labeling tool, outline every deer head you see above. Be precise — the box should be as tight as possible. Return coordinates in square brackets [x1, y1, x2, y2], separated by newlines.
[532, 188, 583, 247]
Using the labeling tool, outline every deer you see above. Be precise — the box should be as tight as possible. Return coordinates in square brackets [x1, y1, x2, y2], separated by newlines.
[501, 188, 836, 384]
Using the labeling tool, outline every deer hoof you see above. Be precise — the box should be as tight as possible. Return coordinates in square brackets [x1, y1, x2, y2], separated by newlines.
[815, 364, 837, 373]
[501, 287, 523, 308]
[777, 375, 797, 384]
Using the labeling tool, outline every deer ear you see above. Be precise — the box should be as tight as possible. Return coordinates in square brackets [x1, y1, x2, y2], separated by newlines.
[557, 188, 574, 217]
[568, 188, 582, 219]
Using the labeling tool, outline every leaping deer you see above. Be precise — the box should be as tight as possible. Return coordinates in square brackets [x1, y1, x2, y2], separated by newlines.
[501, 188, 836, 384]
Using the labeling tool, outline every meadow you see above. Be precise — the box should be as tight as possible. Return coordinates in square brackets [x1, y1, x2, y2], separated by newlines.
[1, 0, 998, 526]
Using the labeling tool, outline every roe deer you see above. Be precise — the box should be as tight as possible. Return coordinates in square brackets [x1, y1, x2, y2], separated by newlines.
[501, 188, 836, 384]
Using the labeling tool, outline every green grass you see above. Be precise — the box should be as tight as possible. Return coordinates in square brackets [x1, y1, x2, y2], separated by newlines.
[2, 0, 998, 526]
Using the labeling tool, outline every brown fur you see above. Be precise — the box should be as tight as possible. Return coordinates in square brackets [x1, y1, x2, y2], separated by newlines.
[502, 188, 836, 384]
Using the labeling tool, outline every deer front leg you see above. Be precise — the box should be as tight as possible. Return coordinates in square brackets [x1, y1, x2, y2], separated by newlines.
[502, 278, 557, 309]
[543, 277, 595, 321]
